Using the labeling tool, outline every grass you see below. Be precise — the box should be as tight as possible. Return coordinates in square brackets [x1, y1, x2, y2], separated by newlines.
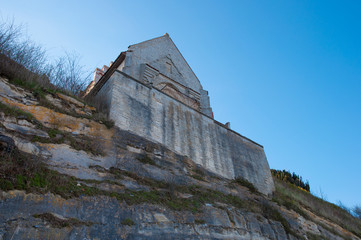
[30, 130, 105, 156]
[136, 154, 156, 166]
[121, 218, 135, 226]
[0, 149, 102, 199]
[1, 99, 102, 155]
[272, 187, 309, 219]
[0, 149, 254, 213]
[191, 168, 206, 181]
[191, 174, 205, 181]
[47, 128, 61, 138]
[261, 201, 293, 235]
[195, 219, 206, 224]
[9, 77, 47, 99]
[306, 232, 324, 240]
[0, 148, 300, 236]
[0, 101, 34, 121]
[33, 213, 93, 228]
[273, 177, 361, 238]
[1, 97, 104, 156]
[4, 75, 114, 129]
[230, 177, 258, 194]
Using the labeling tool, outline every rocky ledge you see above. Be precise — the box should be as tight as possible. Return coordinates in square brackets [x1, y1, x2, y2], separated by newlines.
[0, 76, 360, 240]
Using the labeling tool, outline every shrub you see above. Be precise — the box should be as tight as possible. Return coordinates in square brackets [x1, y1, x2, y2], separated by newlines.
[121, 218, 135, 226]
[0, 179, 13, 190]
[231, 177, 258, 193]
[137, 155, 156, 165]
[0, 19, 89, 96]
[261, 201, 293, 235]
[195, 219, 206, 224]
[271, 169, 310, 192]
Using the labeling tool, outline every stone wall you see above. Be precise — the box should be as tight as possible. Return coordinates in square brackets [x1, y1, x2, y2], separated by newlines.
[101, 70, 274, 195]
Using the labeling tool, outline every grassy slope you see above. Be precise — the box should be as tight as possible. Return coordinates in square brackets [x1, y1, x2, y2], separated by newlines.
[272, 177, 361, 238]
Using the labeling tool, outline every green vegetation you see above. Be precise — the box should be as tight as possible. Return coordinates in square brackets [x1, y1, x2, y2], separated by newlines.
[3, 77, 114, 131]
[194, 219, 206, 224]
[272, 176, 361, 238]
[0, 149, 102, 198]
[191, 168, 206, 181]
[31, 130, 105, 156]
[137, 154, 156, 166]
[121, 218, 135, 226]
[33, 213, 93, 228]
[0, 102, 34, 121]
[0, 179, 13, 191]
[9, 77, 47, 99]
[230, 177, 258, 194]
[306, 232, 324, 240]
[271, 169, 310, 192]
[47, 128, 61, 138]
[261, 201, 293, 235]
[0, 147, 297, 235]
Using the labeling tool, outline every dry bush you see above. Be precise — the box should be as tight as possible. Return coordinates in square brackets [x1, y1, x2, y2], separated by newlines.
[0, 18, 90, 96]
[46, 52, 90, 95]
[354, 205, 361, 220]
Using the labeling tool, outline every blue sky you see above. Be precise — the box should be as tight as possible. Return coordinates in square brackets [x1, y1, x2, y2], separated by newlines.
[1, 0, 360, 208]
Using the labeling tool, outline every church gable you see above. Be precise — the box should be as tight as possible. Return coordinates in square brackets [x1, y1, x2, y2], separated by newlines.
[86, 34, 213, 118]
[148, 55, 183, 81]
[126, 34, 203, 94]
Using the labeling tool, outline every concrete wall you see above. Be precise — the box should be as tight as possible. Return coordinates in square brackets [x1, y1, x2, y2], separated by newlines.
[104, 70, 274, 195]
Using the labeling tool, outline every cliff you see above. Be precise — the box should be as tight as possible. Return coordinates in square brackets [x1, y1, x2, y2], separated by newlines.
[1, 76, 360, 239]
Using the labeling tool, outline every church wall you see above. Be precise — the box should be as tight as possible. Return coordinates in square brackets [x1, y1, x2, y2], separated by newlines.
[124, 36, 203, 94]
[105, 70, 275, 195]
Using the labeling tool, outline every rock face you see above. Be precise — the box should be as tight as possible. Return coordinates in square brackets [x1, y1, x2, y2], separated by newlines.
[88, 35, 275, 195]
[1, 76, 360, 240]
[0, 191, 290, 240]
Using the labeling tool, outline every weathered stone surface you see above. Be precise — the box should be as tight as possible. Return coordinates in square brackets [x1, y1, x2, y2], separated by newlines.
[0, 134, 15, 152]
[0, 77, 37, 105]
[56, 92, 85, 108]
[97, 71, 274, 195]
[0, 190, 297, 240]
[89, 36, 275, 195]
[3, 122, 49, 138]
[13, 136, 42, 155]
[0, 94, 113, 140]
[1, 76, 359, 240]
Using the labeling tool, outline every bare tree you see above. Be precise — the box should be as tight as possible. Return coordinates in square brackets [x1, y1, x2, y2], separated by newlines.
[354, 205, 361, 220]
[0, 17, 90, 96]
[337, 200, 351, 214]
[46, 52, 90, 95]
[0, 19, 21, 55]
[0, 18, 47, 74]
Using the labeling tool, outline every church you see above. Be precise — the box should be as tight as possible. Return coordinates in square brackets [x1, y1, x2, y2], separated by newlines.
[84, 34, 274, 195]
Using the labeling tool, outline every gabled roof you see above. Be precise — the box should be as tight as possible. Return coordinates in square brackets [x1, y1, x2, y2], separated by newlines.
[127, 34, 203, 93]
[85, 34, 203, 97]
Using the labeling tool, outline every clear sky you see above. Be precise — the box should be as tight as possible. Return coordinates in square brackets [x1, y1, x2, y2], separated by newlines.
[1, 0, 360, 209]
